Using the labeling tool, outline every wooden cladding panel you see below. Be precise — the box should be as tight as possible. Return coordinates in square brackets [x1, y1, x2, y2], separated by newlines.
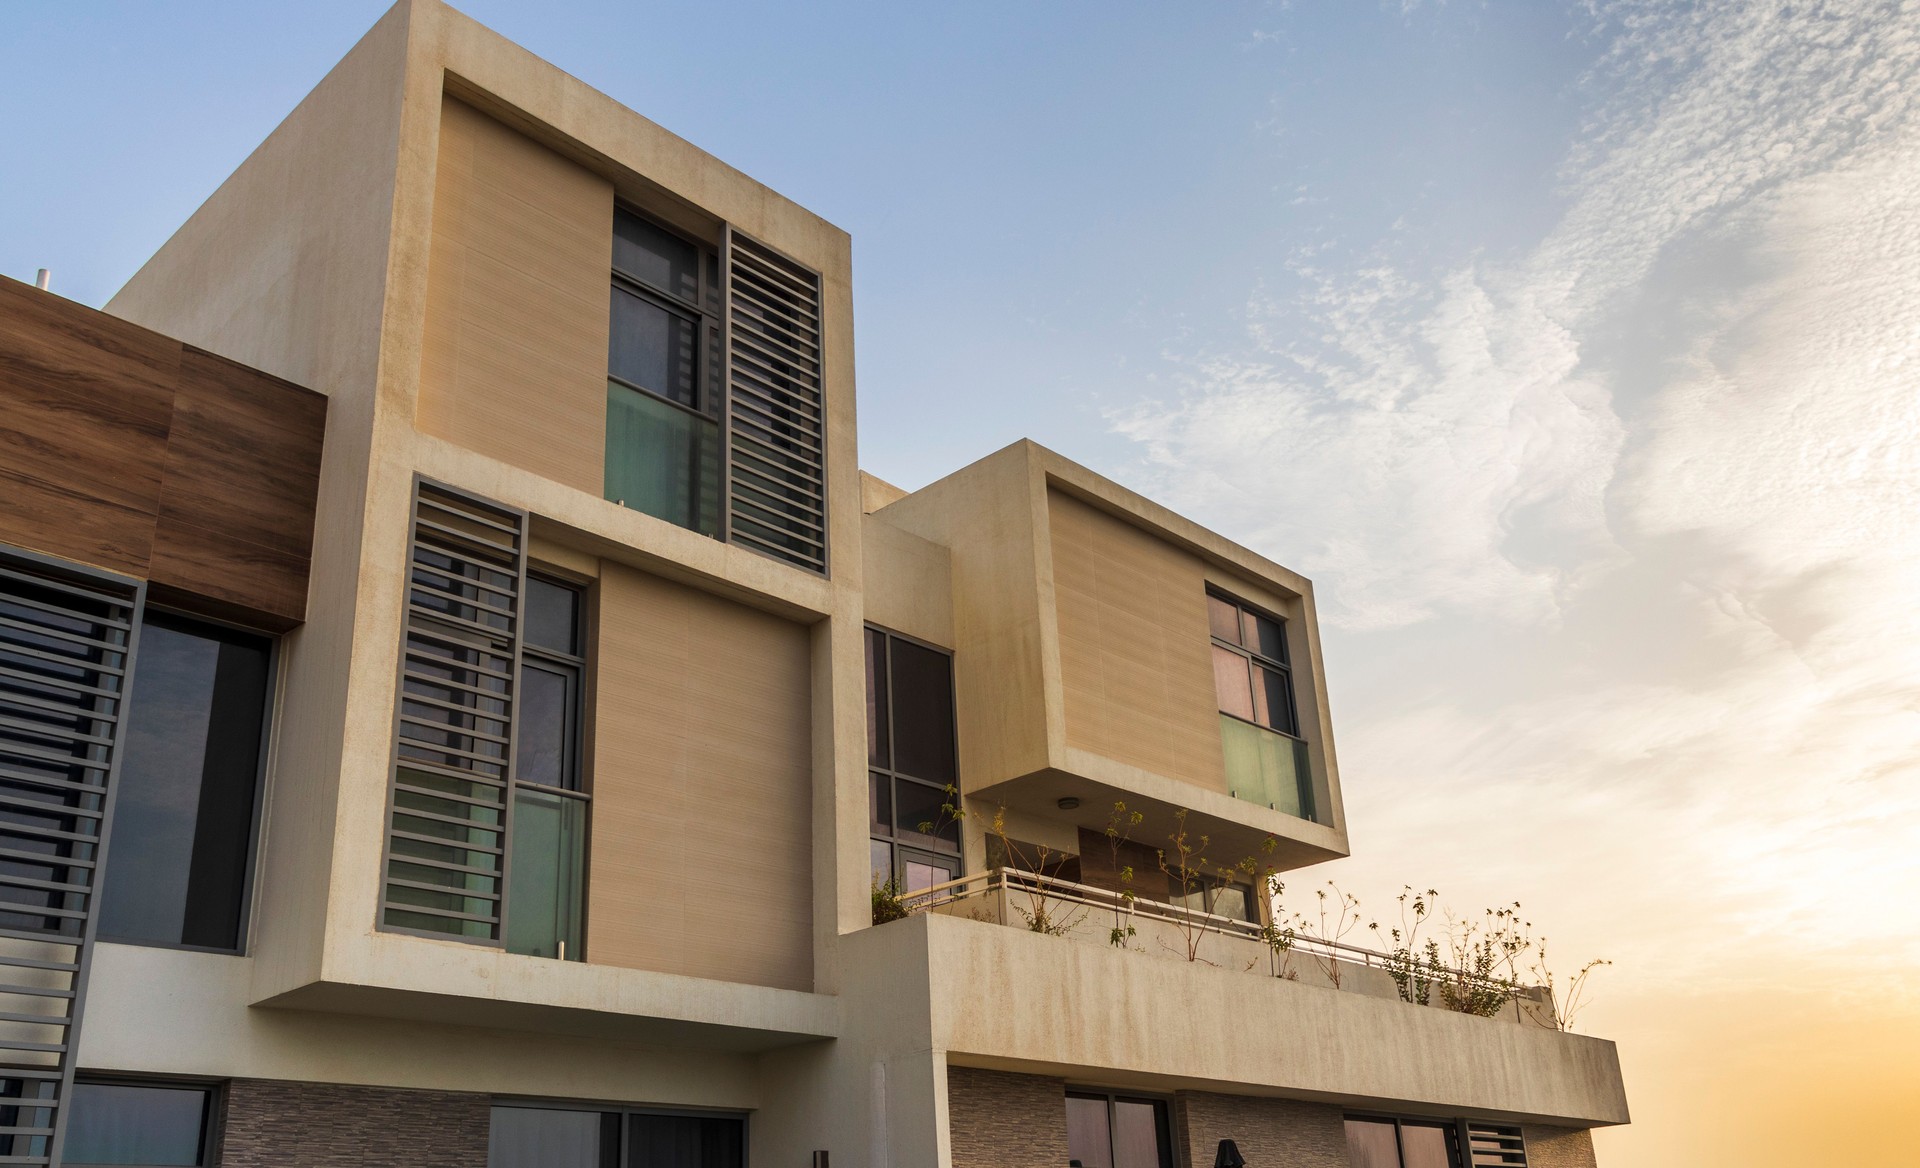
[417, 98, 612, 494]
[1048, 489, 1227, 793]
[589, 561, 813, 992]
[0, 275, 325, 628]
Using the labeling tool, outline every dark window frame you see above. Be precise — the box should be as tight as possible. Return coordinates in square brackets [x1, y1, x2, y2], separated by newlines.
[864, 624, 962, 893]
[1207, 586, 1301, 739]
[63, 1074, 224, 1168]
[488, 1099, 749, 1168]
[1342, 1112, 1527, 1168]
[95, 606, 277, 958]
[1065, 1087, 1175, 1168]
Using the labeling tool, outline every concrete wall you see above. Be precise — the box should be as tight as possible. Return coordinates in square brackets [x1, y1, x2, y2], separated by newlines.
[417, 97, 613, 493]
[946, 1067, 1070, 1168]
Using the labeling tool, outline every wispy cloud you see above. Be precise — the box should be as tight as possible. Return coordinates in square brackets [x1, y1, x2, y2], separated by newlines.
[1111, 0, 1920, 1009]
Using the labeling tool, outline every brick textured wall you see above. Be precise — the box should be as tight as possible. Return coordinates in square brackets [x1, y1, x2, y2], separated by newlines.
[946, 1066, 1070, 1168]
[1522, 1124, 1599, 1168]
[1174, 1092, 1349, 1168]
[219, 1079, 492, 1167]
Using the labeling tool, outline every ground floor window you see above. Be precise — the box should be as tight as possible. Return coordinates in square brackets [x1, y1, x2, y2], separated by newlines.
[489, 1104, 744, 1168]
[63, 1080, 215, 1167]
[1066, 1090, 1172, 1168]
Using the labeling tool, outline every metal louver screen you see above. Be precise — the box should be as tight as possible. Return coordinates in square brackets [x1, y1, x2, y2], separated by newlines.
[1466, 1123, 1529, 1167]
[726, 230, 828, 573]
[0, 551, 143, 1167]
[381, 481, 527, 943]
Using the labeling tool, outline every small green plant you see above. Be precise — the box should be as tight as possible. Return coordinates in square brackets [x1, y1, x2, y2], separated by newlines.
[1521, 940, 1611, 1032]
[1372, 886, 1443, 1006]
[871, 876, 910, 925]
[1103, 800, 1145, 948]
[988, 805, 1086, 937]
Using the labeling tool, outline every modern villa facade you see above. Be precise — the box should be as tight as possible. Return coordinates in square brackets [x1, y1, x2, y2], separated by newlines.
[0, 3, 1628, 1165]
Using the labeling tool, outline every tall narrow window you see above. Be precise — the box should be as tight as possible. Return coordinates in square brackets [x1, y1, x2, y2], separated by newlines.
[1208, 588, 1314, 821]
[606, 208, 723, 538]
[100, 612, 271, 952]
[865, 627, 960, 896]
[1065, 1091, 1173, 1168]
[505, 574, 589, 961]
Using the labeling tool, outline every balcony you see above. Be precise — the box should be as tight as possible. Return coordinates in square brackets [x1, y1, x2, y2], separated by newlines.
[915, 868, 1555, 1029]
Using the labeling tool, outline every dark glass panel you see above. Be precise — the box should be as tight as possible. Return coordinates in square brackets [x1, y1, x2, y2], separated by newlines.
[1212, 646, 1255, 721]
[869, 772, 892, 837]
[1252, 665, 1297, 736]
[1207, 594, 1241, 645]
[870, 839, 893, 886]
[514, 663, 576, 791]
[65, 1083, 207, 1166]
[610, 287, 699, 408]
[526, 577, 581, 655]
[490, 1106, 618, 1168]
[887, 638, 955, 783]
[865, 628, 890, 768]
[1248, 610, 1287, 663]
[1109, 1098, 1168, 1168]
[626, 1113, 745, 1168]
[613, 210, 700, 304]
[101, 614, 270, 950]
[895, 778, 959, 852]
[1399, 1124, 1454, 1168]
[1345, 1119, 1403, 1168]
[1065, 1095, 1115, 1168]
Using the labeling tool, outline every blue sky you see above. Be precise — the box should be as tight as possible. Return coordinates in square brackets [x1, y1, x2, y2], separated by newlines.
[8, 3, 1919, 1164]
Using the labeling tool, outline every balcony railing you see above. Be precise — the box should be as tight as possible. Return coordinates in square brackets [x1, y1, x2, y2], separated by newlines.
[909, 868, 1554, 1028]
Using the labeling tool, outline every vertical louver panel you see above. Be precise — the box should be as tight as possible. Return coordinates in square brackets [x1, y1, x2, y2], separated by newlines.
[1466, 1123, 1529, 1167]
[725, 229, 828, 574]
[0, 551, 143, 1168]
[381, 481, 526, 943]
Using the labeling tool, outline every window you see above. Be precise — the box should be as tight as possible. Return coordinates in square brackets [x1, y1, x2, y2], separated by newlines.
[489, 1105, 744, 1168]
[1065, 1091, 1172, 1168]
[63, 1081, 213, 1167]
[1345, 1117, 1527, 1168]
[605, 208, 724, 538]
[505, 575, 589, 961]
[1208, 588, 1314, 821]
[100, 612, 271, 951]
[865, 627, 960, 896]
[1165, 874, 1259, 924]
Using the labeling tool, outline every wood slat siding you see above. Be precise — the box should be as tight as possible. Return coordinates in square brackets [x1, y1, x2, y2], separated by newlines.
[1047, 489, 1227, 792]
[589, 561, 813, 991]
[0, 276, 325, 629]
[417, 98, 613, 494]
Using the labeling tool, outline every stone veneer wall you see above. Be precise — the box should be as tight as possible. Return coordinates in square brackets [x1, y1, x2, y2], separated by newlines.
[219, 1079, 492, 1167]
[1174, 1092, 1350, 1168]
[946, 1066, 1071, 1168]
[1521, 1124, 1600, 1168]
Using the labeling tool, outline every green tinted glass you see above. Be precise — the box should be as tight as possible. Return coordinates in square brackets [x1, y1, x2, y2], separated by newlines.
[605, 382, 720, 537]
[506, 788, 585, 961]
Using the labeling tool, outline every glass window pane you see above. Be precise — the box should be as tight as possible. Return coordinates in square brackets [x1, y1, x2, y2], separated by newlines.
[609, 287, 699, 408]
[1399, 1124, 1453, 1168]
[1110, 1099, 1167, 1168]
[901, 852, 959, 894]
[895, 778, 959, 852]
[627, 1113, 745, 1168]
[1212, 646, 1255, 721]
[515, 663, 576, 791]
[490, 1106, 614, 1168]
[869, 772, 892, 837]
[1065, 1095, 1115, 1168]
[65, 1083, 207, 1166]
[887, 638, 955, 783]
[1207, 595, 1241, 645]
[613, 210, 700, 304]
[1219, 714, 1311, 820]
[870, 839, 894, 886]
[1344, 1119, 1403, 1168]
[1248, 611, 1287, 663]
[605, 381, 721, 537]
[525, 578, 580, 656]
[505, 789, 585, 961]
[101, 615, 270, 950]
[1252, 665, 1297, 736]
[865, 628, 890, 768]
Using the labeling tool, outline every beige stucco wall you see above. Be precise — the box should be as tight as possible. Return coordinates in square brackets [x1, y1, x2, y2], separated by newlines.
[861, 513, 953, 648]
[591, 561, 814, 991]
[1049, 487, 1228, 794]
[416, 97, 612, 492]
